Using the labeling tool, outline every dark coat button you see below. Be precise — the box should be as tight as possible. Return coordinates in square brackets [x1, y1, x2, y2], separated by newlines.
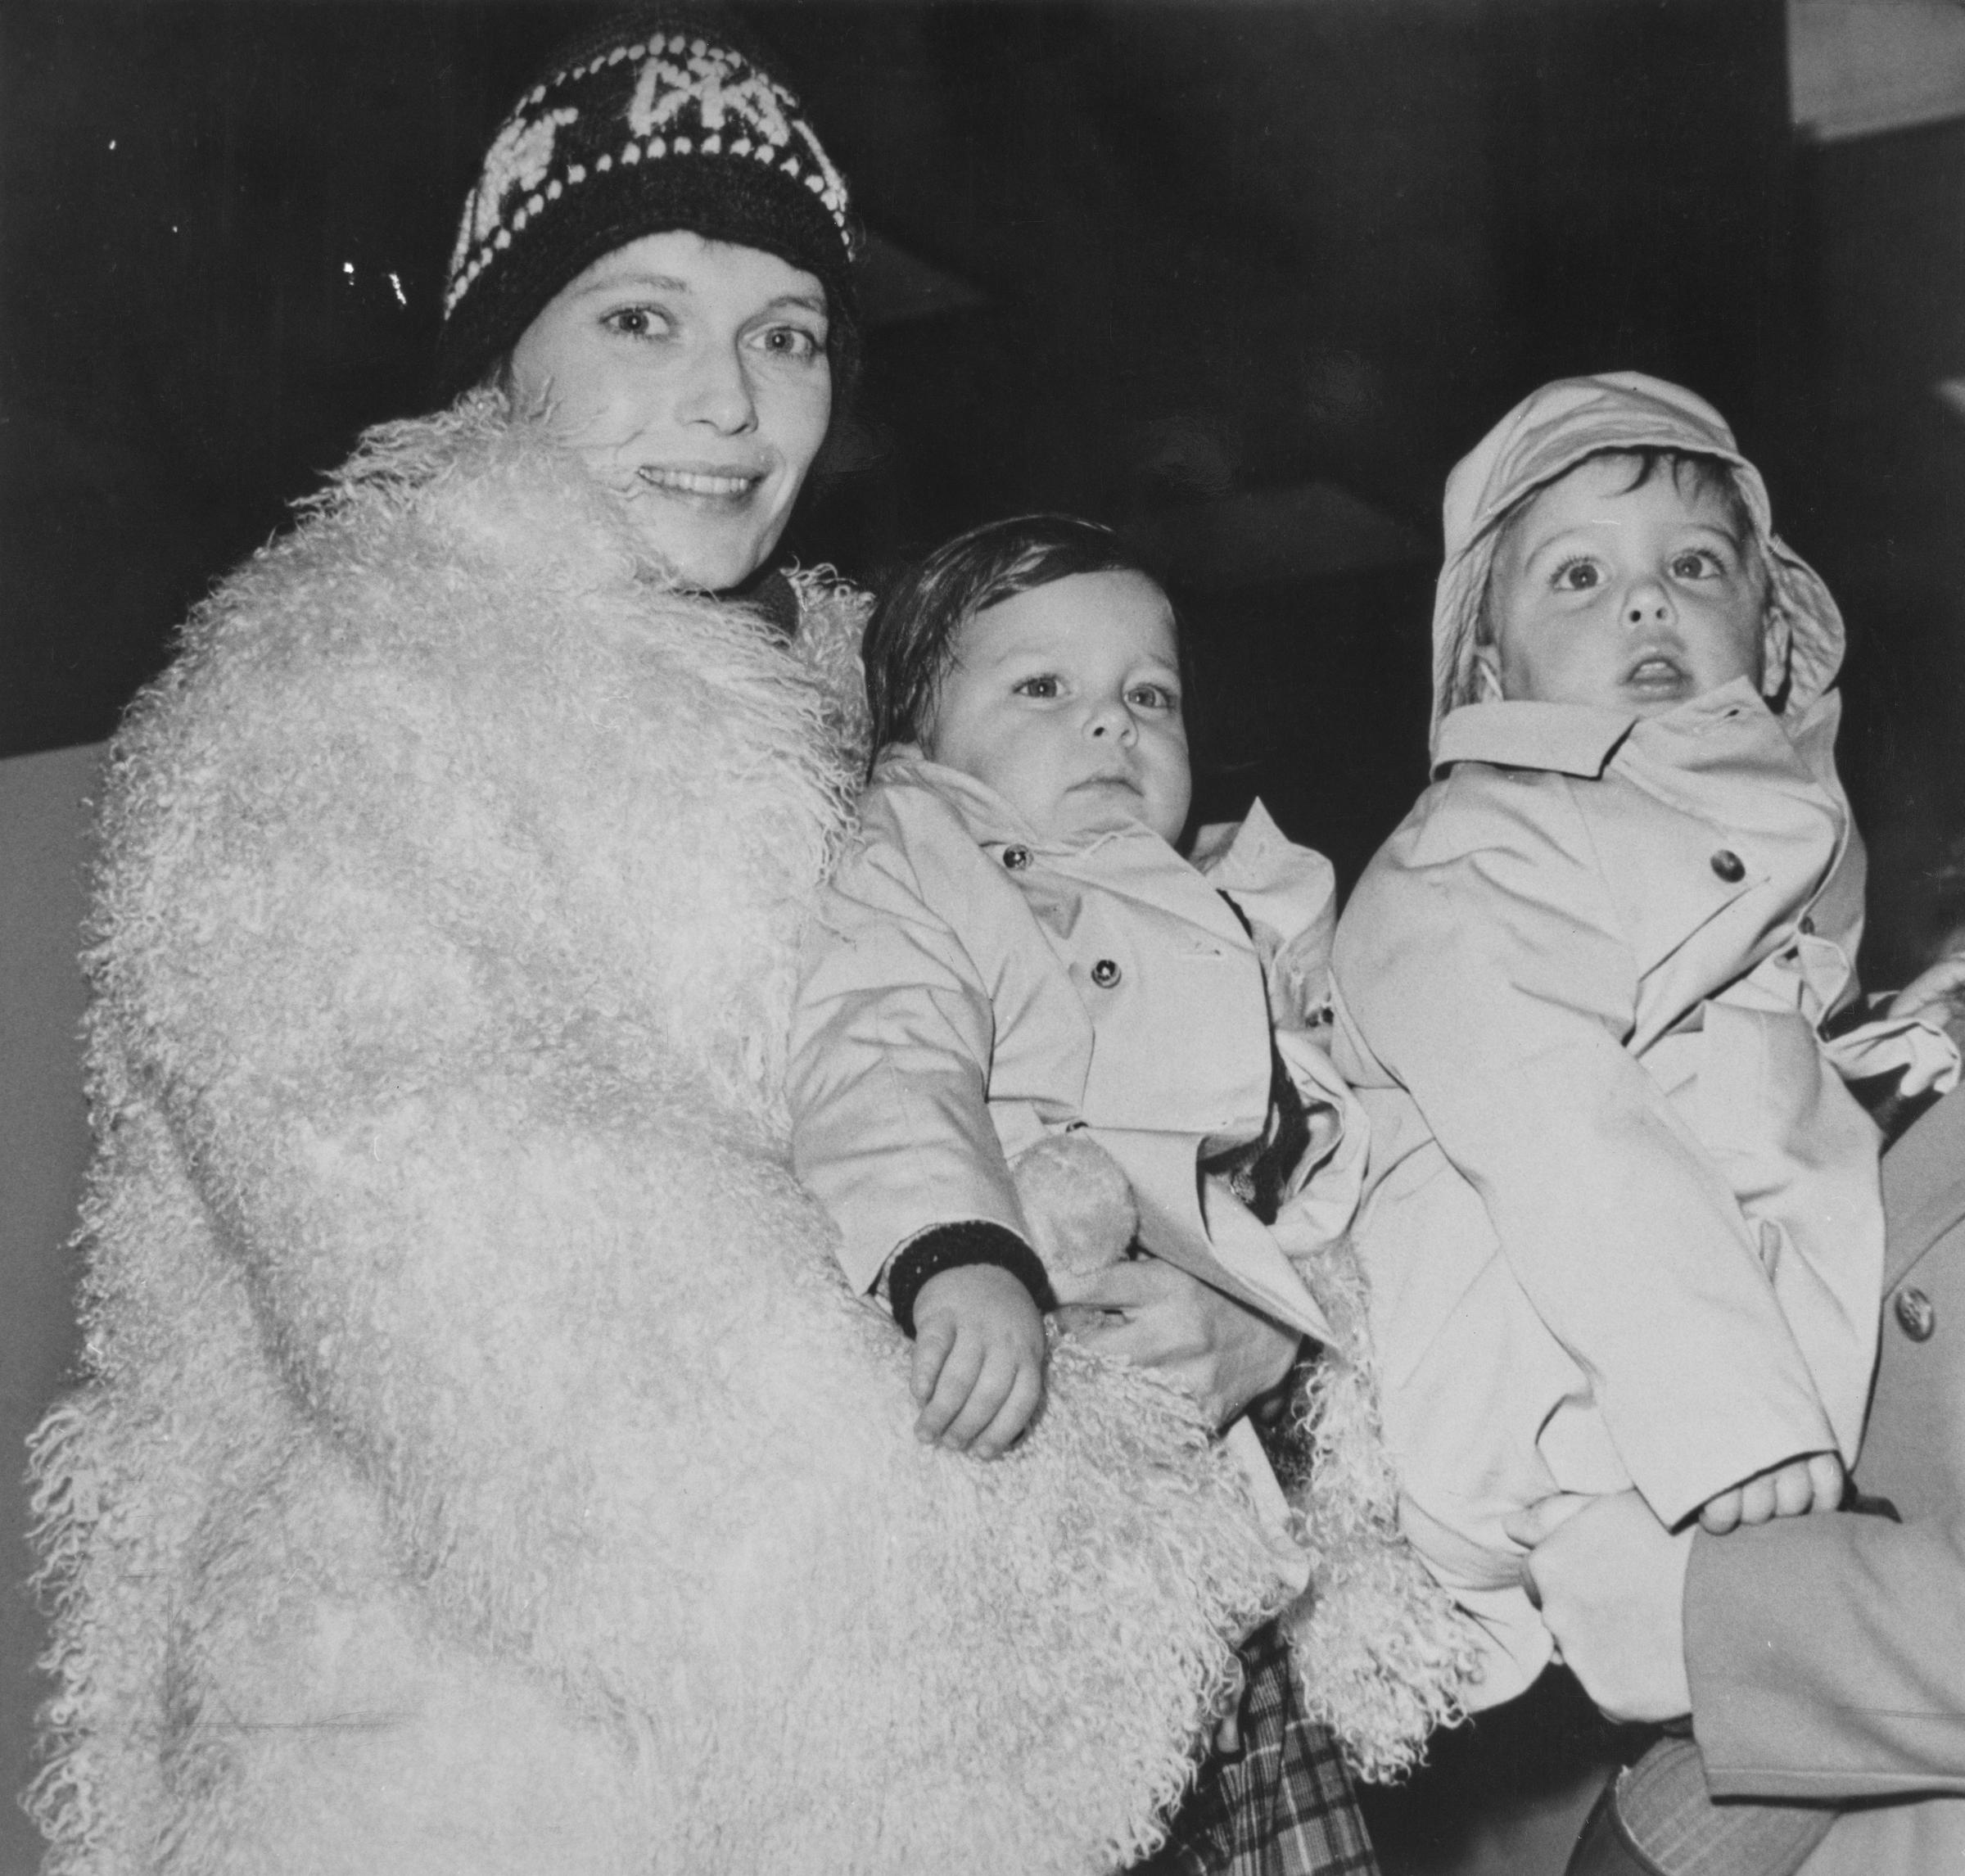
[1710, 849, 1746, 883]
[1001, 845, 1031, 871]
[1895, 1286, 1936, 1342]
[1090, 958, 1122, 988]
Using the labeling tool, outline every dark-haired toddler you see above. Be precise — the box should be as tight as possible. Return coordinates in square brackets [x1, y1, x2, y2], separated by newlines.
[788, 515, 1363, 1462]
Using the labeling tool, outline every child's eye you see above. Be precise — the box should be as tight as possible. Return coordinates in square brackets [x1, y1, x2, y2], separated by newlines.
[1013, 675, 1059, 699]
[1552, 557, 1601, 592]
[1670, 549, 1725, 579]
[1127, 683, 1179, 713]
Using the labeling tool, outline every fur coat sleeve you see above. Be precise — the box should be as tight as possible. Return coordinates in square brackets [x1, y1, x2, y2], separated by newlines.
[29, 400, 1309, 1876]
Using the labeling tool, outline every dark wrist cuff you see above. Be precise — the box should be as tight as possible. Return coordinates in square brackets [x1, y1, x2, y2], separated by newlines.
[886, 1222, 1055, 1338]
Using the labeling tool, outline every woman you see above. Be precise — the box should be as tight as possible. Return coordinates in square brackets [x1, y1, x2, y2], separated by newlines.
[27, 16, 1459, 1873]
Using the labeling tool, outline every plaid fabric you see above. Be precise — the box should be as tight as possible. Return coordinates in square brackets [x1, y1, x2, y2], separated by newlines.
[1132, 1622, 1379, 1876]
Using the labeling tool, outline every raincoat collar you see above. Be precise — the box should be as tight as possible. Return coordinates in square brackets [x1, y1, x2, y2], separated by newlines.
[870, 749, 1330, 938]
[1434, 700, 1634, 780]
[870, 746, 1148, 856]
[1429, 372, 1845, 758]
[1432, 676, 1782, 780]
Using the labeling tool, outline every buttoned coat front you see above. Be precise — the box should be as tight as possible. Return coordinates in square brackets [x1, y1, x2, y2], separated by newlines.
[1330, 683, 1937, 1700]
[788, 755, 1357, 1336]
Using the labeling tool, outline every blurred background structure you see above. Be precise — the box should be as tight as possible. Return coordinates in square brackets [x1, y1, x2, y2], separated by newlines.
[3, 3, 1962, 1871]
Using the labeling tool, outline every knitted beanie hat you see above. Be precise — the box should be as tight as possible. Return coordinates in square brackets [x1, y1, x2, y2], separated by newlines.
[435, 10, 859, 404]
[1428, 371, 1845, 756]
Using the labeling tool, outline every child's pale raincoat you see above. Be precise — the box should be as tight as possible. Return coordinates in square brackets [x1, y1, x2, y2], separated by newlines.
[1330, 373, 1959, 1702]
[789, 752, 1363, 1337]
[792, 752, 1487, 1776]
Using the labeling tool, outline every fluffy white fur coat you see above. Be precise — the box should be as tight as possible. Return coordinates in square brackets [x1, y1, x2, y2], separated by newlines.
[27, 400, 1320, 1875]
[29, 397, 1474, 1875]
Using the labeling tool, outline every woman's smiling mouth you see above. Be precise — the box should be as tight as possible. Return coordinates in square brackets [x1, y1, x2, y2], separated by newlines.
[637, 464, 762, 500]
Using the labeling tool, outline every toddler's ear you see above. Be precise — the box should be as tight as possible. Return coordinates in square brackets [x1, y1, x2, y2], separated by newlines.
[1469, 644, 1506, 705]
[1760, 603, 1792, 702]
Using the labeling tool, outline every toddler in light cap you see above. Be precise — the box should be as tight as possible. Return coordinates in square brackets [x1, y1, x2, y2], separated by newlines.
[1330, 372, 1960, 1724]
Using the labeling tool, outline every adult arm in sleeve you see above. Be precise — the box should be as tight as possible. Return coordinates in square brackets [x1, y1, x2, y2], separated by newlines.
[1688, 1512, 1965, 1797]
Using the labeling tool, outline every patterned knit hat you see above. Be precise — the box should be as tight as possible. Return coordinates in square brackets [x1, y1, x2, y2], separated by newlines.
[435, 11, 859, 404]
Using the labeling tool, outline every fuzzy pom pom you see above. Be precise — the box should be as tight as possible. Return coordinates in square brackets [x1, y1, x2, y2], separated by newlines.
[1010, 1132, 1139, 1286]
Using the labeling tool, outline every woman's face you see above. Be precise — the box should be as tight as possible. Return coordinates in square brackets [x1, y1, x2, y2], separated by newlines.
[509, 230, 833, 591]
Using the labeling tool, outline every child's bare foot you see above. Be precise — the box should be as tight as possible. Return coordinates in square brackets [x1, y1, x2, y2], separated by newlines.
[1697, 1452, 1845, 1535]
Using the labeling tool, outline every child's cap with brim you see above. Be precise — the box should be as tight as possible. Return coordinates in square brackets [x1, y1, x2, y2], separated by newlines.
[1430, 371, 1845, 756]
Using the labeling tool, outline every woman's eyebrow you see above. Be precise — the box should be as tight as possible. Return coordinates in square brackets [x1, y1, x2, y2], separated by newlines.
[572, 270, 691, 298]
[762, 290, 829, 317]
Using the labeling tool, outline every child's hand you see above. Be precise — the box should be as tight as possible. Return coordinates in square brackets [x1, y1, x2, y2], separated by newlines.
[1886, 952, 1965, 1028]
[909, 1263, 1047, 1458]
[1697, 1452, 1845, 1535]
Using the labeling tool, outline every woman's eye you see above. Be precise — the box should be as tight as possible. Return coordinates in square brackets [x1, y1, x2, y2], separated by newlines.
[752, 324, 824, 362]
[1013, 676, 1059, 698]
[1552, 558, 1601, 592]
[1671, 549, 1723, 579]
[602, 306, 672, 341]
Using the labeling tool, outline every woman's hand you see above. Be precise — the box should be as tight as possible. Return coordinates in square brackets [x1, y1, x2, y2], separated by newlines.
[1506, 1490, 1695, 1724]
[1057, 1257, 1300, 1429]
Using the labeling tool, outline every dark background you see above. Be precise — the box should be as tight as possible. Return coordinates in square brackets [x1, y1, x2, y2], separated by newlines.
[5, 1, 1963, 979]
[2, 5, 1963, 1869]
